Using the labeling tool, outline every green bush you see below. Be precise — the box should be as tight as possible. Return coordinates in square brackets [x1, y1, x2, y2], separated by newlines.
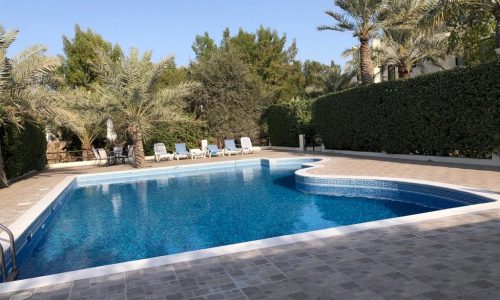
[313, 62, 500, 158]
[144, 121, 208, 155]
[0, 121, 47, 180]
[266, 100, 315, 147]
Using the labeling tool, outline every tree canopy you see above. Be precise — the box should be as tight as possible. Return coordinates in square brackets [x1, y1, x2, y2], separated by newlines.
[188, 48, 270, 141]
[61, 25, 122, 87]
[191, 26, 306, 102]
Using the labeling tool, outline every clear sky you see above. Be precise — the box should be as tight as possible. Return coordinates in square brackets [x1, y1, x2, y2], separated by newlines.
[0, 0, 357, 67]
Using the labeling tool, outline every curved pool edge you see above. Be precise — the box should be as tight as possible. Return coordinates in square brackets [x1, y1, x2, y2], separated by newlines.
[295, 158, 500, 204]
[1, 156, 500, 294]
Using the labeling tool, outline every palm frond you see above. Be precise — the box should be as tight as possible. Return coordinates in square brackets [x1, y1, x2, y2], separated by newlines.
[11, 48, 61, 86]
[317, 25, 347, 32]
[0, 26, 18, 51]
[0, 26, 62, 127]
[324, 11, 356, 31]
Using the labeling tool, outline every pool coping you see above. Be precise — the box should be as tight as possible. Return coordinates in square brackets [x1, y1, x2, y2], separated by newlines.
[1, 156, 500, 294]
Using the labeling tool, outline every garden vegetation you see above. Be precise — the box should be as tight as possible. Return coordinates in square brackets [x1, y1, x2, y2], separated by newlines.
[0, 0, 499, 185]
[267, 62, 500, 158]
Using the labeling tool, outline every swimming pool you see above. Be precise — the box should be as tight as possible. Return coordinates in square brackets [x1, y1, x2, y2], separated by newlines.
[8, 158, 493, 280]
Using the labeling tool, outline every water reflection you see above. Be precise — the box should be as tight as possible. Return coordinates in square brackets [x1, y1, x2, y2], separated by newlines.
[242, 167, 254, 183]
[111, 194, 121, 217]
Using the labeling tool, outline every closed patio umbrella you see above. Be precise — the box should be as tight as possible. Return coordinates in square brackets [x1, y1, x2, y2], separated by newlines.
[106, 118, 117, 143]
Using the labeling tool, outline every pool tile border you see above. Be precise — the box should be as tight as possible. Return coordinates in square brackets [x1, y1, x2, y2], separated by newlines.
[1, 157, 499, 294]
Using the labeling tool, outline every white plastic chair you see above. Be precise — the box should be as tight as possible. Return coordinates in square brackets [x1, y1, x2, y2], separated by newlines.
[201, 139, 208, 156]
[154, 143, 171, 162]
[97, 148, 113, 166]
[224, 139, 243, 155]
[174, 143, 193, 160]
[207, 144, 224, 157]
[240, 137, 261, 154]
[126, 145, 135, 164]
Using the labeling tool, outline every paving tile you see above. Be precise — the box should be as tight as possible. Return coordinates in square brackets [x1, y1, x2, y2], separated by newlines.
[186, 289, 247, 300]
[241, 279, 303, 299]
[221, 257, 285, 289]
[356, 271, 435, 298]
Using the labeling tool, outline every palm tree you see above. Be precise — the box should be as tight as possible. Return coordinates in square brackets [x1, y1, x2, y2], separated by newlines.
[91, 48, 198, 167]
[0, 25, 61, 187]
[382, 29, 448, 78]
[417, 0, 500, 50]
[303, 60, 353, 96]
[318, 0, 387, 84]
[56, 87, 105, 160]
[381, 0, 448, 78]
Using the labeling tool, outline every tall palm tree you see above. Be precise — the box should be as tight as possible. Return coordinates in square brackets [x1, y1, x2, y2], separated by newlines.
[417, 0, 500, 50]
[318, 0, 387, 84]
[0, 25, 61, 187]
[91, 48, 198, 167]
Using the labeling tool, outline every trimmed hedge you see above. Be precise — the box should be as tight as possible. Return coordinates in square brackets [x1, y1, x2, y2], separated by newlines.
[0, 121, 47, 180]
[266, 100, 315, 147]
[312, 62, 500, 158]
[144, 121, 208, 155]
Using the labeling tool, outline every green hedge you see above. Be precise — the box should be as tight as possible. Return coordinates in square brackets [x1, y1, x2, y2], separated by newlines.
[144, 121, 208, 155]
[266, 100, 315, 147]
[313, 62, 500, 158]
[0, 121, 47, 180]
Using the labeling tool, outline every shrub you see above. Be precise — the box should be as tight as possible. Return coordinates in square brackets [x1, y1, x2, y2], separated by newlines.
[312, 62, 500, 158]
[266, 100, 315, 147]
[0, 121, 47, 180]
[144, 121, 208, 155]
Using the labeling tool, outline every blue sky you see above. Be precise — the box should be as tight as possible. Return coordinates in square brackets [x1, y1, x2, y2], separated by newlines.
[1, 0, 357, 67]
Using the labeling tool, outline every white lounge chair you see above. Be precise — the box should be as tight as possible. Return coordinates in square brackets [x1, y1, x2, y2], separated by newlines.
[188, 140, 208, 159]
[201, 139, 208, 156]
[154, 143, 171, 162]
[189, 149, 206, 159]
[174, 143, 193, 160]
[97, 148, 113, 166]
[240, 137, 261, 154]
[224, 139, 243, 155]
[207, 144, 224, 157]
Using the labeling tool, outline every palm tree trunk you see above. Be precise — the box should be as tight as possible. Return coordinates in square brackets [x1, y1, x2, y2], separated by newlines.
[81, 143, 92, 161]
[0, 143, 9, 188]
[359, 37, 374, 85]
[130, 126, 145, 167]
[494, 6, 500, 49]
[398, 67, 411, 79]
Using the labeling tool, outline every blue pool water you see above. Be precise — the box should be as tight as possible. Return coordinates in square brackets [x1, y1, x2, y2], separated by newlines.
[15, 161, 486, 279]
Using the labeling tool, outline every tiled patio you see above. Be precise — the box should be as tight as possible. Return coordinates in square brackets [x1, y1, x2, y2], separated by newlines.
[1, 151, 500, 299]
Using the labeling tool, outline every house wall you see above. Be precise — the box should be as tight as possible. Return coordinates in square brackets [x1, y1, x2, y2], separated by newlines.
[372, 38, 459, 83]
